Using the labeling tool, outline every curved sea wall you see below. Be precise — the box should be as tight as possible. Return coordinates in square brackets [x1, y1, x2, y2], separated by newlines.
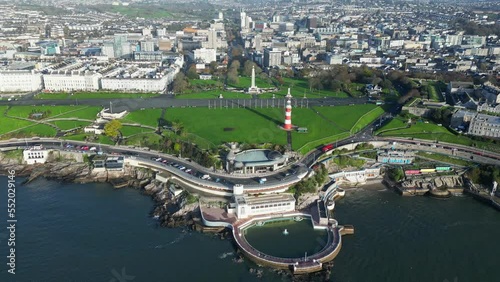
[231, 213, 342, 274]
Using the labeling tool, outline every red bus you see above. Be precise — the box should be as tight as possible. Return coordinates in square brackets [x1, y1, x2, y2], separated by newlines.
[322, 144, 335, 152]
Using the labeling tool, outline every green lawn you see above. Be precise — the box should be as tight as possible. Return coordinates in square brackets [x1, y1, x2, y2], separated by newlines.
[36, 92, 159, 100]
[350, 106, 385, 134]
[189, 79, 221, 87]
[6, 105, 87, 119]
[9, 124, 57, 138]
[228, 76, 274, 89]
[120, 126, 155, 137]
[375, 118, 408, 134]
[380, 122, 451, 136]
[55, 107, 101, 120]
[124, 132, 163, 147]
[274, 77, 350, 99]
[122, 109, 163, 127]
[0, 117, 35, 135]
[315, 104, 379, 131]
[152, 104, 378, 150]
[63, 134, 115, 145]
[50, 120, 92, 131]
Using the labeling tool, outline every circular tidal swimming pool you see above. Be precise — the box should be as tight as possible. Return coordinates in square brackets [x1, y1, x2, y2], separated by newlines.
[243, 217, 329, 258]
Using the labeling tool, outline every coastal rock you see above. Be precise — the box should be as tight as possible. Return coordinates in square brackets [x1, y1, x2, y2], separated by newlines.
[296, 193, 319, 210]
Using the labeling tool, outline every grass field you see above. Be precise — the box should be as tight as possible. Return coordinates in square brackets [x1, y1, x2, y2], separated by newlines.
[274, 77, 350, 99]
[36, 92, 159, 100]
[63, 134, 115, 145]
[375, 118, 408, 134]
[120, 126, 155, 137]
[350, 106, 385, 134]
[379, 122, 451, 136]
[9, 124, 57, 138]
[0, 117, 35, 135]
[122, 108, 163, 127]
[152, 104, 379, 150]
[227, 76, 274, 89]
[6, 105, 88, 119]
[50, 120, 92, 130]
[315, 104, 379, 131]
[124, 133, 163, 147]
[177, 76, 355, 99]
[55, 107, 101, 120]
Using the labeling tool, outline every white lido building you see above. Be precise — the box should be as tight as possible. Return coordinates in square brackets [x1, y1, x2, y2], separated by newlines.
[43, 71, 102, 91]
[232, 193, 296, 219]
[0, 70, 43, 92]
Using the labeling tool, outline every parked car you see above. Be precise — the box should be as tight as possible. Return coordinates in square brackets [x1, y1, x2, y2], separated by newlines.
[185, 169, 192, 173]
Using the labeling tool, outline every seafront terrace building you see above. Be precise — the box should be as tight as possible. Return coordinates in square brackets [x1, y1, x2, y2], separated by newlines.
[0, 70, 43, 93]
[43, 71, 102, 92]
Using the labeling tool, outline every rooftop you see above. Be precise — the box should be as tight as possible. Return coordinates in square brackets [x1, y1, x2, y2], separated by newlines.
[235, 193, 296, 206]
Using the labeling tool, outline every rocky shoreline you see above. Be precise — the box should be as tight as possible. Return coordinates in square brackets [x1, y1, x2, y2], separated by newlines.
[0, 152, 199, 231]
[0, 153, 338, 280]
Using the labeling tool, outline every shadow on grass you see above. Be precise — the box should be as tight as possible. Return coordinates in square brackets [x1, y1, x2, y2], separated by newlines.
[243, 107, 282, 127]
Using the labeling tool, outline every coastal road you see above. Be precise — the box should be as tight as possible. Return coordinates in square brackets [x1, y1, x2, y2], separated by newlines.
[0, 139, 306, 189]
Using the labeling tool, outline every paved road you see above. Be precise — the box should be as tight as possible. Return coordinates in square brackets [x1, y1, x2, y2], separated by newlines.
[0, 95, 369, 112]
[0, 139, 305, 188]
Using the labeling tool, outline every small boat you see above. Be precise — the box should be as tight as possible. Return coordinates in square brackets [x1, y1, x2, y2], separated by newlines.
[283, 229, 289, 235]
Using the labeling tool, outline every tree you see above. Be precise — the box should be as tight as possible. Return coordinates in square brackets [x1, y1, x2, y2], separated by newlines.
[104, 120, 122, 140]
[171, 120, 184, 135]
[173, 72, 188, 94]
[186, 64, 199, 79]
[229, 60, 240, 72]
[242, 60, 262, 76]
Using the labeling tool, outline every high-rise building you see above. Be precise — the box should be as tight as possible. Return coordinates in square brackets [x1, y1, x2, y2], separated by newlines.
[140, 41, 155, 52]
[207, 28, 217, 50]
[113, 34, 128, 58]
[254, 34, 262, 51]
[240, 10, 246, 29]
[263, 48, 282, 68]
[306, 17, 317, 29]
[218, 11, 224, 21]
[102, 42, 115, 58]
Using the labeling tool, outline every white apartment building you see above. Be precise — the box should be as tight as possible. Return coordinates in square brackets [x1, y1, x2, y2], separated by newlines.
[193, 48, 216, 64]
[0, 70, 43, 92]
[101, 68, 178, 92]
[43, 71, 102, 91]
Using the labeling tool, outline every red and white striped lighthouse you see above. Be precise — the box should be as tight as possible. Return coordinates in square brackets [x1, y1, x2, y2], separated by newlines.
[284, 88, 293, 130]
